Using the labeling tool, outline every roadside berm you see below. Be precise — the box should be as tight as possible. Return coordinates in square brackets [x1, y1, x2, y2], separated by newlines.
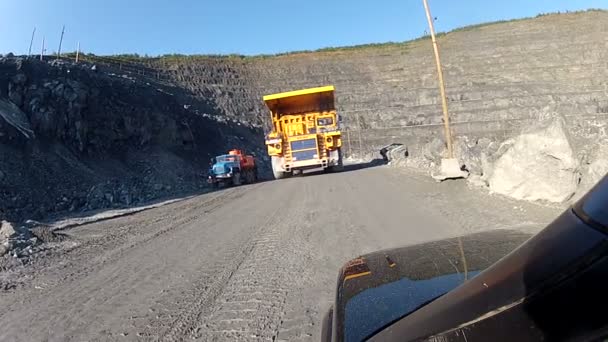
[388, 114, 606, 204]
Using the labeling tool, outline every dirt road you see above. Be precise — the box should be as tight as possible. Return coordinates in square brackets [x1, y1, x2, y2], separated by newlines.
[0, 164, 560, 341]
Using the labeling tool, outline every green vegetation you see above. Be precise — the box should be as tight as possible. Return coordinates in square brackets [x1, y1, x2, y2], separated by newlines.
[448, 8, 605, 34]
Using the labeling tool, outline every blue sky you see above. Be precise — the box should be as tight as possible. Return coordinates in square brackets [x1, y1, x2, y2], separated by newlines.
[1, 0, 606, 56]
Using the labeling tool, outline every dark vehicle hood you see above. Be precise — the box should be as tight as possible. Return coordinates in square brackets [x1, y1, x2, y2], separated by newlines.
[334, 229, 532, 342]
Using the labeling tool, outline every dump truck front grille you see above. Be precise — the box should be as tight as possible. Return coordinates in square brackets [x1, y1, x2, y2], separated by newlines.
[292, 149, 318, 161]
[291, 139, 317, 151]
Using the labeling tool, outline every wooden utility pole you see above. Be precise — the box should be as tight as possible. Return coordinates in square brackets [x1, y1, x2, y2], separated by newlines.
[422, 0, 453, 158]
[57, 25, 65, 59]
[40, 36, 45, 61]
[28, 27, 36, 58]
[75, 41, 80, 63]
[355, 114, 363, 157]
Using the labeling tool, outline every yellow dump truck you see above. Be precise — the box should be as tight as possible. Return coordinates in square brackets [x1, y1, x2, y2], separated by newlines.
[263, 85, 343, 179]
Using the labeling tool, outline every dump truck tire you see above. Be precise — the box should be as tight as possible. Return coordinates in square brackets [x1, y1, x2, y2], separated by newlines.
[246, 169, 255, 183]
[233, 172, 242, 186]
[244, 170, 250, 184]
[271, 156, 287, 179]
[329, 149, 344, 172]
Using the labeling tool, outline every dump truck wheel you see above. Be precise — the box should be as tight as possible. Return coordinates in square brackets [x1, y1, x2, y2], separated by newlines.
[233, 172, 242, 186]
[244, 170, 250, 184]
[329, 149, 344, 172]
[271, 156, 286, 179]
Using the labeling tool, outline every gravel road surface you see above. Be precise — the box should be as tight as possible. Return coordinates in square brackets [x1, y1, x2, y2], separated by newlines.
[0, 164, 560, 341]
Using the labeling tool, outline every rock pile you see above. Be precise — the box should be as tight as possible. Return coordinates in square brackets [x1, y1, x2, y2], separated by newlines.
[388, 116, 605, 204]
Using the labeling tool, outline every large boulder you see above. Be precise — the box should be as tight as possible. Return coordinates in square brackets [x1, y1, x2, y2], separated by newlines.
[0, 220, 16, 255]
[488, 117, 579, 203]
[574, 140, 608, 201]
[0, 220, 16, 240]
[453, 136, 485, 176]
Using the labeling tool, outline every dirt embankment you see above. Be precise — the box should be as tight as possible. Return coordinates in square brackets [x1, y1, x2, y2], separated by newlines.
[0, 58, 266, 223]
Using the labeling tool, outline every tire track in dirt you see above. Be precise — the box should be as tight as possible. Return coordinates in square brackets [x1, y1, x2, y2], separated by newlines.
[138, 182, 297, 341]
[0, 166, 562, 342]
[18, 188, 240, 273]
[185, 180, 307, 341]
[272, 172, 378, 342]
[0, 186, 255, 337]
[21, 187, 252, 292]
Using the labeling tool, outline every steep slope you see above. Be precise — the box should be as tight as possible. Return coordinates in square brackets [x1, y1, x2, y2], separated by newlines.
[149, 10, 607, 154]
[0, 58, 265, 222]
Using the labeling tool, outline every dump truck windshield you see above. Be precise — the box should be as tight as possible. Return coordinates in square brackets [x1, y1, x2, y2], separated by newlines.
[216, 155, 236, 163]
[317, 118, 333, 126]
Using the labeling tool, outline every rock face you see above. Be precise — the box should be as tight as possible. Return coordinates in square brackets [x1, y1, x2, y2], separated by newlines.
[138, 10, 608, 157]
[0, 99, 34, 138]
[71, 11, 608, 159]
[488, 117, 579, 203]
[0, 58, 267, 222]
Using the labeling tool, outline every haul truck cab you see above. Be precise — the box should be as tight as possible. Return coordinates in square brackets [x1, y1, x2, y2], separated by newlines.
[263, 85, 343, 179]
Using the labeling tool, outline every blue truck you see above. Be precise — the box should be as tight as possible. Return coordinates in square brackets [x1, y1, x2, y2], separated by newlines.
[207, 149, 258, 187]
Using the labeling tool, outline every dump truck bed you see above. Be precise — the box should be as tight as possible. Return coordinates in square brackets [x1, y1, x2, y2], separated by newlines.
[263, 85, 335, 116]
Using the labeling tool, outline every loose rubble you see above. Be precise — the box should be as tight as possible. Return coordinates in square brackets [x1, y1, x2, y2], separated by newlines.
[387, 116, 604, 204]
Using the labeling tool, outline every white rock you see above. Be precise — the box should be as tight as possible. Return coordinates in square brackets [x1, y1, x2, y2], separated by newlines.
[466, 174, 487, 188]
[488, 117, 579, 203]
[0, 220, 16, 240]
[573, 140, 608, 201]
